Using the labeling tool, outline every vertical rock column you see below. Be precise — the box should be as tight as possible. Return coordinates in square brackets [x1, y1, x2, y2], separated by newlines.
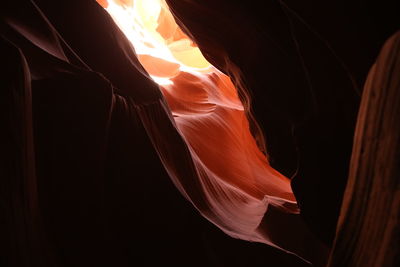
[328, 32, 400, 267]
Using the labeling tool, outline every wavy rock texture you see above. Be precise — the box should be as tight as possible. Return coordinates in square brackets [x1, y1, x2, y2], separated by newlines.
[165, 0, 399, 245]
[1, 0, 399, 266]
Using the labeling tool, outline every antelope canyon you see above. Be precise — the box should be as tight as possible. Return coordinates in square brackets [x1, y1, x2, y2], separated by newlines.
[1, 0, 398, 266]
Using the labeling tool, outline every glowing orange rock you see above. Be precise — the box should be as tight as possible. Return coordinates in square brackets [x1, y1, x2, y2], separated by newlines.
[138, 54, 180, 78]
[96, 0, 109, 8]
[99, 0, 299, 254]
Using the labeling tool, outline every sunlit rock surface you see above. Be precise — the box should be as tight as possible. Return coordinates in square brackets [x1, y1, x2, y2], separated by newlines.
[1, 0, 398, 266]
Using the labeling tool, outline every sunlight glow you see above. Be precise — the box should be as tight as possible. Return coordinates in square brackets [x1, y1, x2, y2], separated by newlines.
[96, 0, 299, 252]
[103, 0, 213, 85]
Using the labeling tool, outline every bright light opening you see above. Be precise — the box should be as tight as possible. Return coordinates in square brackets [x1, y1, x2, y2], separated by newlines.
[99, 0, 214, 86]
[96, 0, 298, 250]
